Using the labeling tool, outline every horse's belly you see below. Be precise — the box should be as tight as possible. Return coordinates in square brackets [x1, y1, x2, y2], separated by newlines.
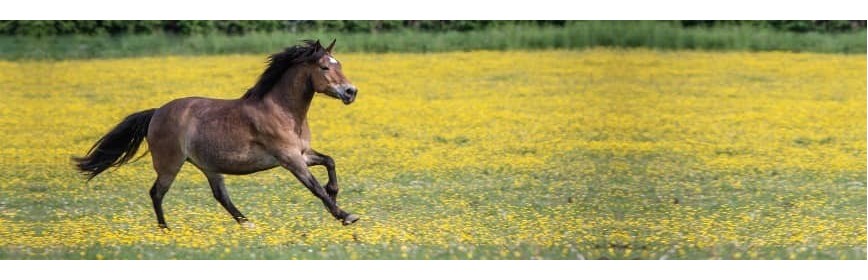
[217, 153, 280, 175]
[189, 143, 280, 175]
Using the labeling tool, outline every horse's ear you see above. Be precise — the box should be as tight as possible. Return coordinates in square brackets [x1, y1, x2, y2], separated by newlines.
[314, 39, 322, 50]
[326, 39, 336, 53]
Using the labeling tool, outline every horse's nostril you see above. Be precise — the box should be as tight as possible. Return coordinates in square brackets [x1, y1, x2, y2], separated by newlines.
[346, 87, 358, 96]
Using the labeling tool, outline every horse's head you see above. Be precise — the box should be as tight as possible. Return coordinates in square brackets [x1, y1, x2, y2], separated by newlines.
[309, 39, 357, 105]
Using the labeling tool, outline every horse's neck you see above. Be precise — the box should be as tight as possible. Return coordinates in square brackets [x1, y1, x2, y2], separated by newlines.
[265, 68, 315, 121]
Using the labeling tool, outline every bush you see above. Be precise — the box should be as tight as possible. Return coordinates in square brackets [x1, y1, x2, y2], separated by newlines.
[0, 20, 865, 38]
[0, 20, 584, 37]
[682, 20, 866, 33]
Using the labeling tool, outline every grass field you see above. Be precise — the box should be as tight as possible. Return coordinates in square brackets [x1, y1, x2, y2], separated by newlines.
[1, 21, 866, 60]
[0, 49, 865, 259]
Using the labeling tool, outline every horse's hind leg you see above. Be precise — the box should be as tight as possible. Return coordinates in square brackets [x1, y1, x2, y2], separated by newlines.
[148, 144, 185, 229]
[149, 171, 178, 229]
[202, 171, 253, 228]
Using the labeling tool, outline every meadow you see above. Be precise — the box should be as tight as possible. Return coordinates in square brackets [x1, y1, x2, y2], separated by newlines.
[0, 49, 865, 259]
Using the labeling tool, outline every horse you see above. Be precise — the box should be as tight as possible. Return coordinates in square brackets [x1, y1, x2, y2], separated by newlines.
[72, 39, 360, 229]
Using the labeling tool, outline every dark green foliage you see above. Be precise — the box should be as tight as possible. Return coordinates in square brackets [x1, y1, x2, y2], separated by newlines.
[1, 21, 865, 60]
[0, 20, 538, 36]
[0, 20, 164, 36]
[9, 20, 863, 37]
[4, 21, 59, 37]
[682, 20, 866, 33]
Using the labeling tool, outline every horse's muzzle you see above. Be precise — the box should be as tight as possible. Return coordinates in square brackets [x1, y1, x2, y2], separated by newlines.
[339, 86, 358, 105]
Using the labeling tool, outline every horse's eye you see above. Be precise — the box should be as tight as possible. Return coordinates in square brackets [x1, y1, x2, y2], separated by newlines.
[320, 66, 330, 71]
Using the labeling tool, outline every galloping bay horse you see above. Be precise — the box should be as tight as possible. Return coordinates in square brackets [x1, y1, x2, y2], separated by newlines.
[73, 39, 360, 229]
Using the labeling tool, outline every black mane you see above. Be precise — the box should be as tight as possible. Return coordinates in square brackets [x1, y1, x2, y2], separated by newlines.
[242, 40, 326, 100]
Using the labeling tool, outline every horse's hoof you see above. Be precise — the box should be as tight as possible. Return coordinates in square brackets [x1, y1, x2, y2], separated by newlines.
[342, 214, 360, 226]
[240, 221, 256, 229]
[158, 224, 170, 232]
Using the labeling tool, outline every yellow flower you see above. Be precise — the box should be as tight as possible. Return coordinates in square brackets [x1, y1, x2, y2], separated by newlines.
[1, 49, 864, 259]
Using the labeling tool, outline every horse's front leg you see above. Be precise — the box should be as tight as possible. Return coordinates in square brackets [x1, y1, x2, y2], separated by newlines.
[304, 150, 339, 202]
[280, 152, 359, 225]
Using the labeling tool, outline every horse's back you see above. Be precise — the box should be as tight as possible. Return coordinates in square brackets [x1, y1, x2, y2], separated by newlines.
[148, 97, 232, 141]
[147, 97, 279, 174]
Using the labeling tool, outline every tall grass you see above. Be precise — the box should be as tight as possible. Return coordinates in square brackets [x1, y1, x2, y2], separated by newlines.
[0, 21, 864, 60]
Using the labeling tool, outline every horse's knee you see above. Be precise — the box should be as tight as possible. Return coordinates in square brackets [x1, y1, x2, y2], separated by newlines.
[322, 156, 335, 169]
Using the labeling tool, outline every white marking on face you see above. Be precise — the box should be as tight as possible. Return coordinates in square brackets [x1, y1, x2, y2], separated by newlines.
[328, 56, 338, 64]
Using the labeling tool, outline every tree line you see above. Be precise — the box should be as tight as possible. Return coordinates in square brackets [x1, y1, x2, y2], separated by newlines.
[1, 20, 864, 37]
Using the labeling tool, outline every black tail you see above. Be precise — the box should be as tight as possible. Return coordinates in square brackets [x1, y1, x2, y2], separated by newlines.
[73, 108, 156, 180]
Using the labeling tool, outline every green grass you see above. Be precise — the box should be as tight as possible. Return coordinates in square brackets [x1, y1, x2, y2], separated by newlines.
[2, 151, 865, 259]
[1, 21, 865, 60]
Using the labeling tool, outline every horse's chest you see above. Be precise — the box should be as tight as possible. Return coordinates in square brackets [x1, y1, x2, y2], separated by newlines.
[265, 125, 312, 151]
